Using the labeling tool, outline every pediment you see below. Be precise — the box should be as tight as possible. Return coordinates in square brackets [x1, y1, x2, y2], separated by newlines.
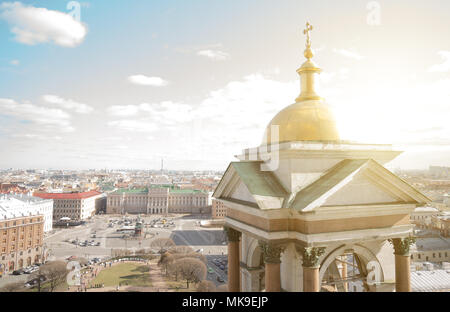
[321, 170, 405, 206]
[290, 159, 430, 212]
[213, 161, 288, 209]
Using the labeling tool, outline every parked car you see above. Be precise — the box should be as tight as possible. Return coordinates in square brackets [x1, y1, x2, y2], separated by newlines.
[12, 269, 24, 275]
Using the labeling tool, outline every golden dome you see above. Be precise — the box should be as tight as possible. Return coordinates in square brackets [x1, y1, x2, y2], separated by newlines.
[263, 22, 340, 145]
[263, 99, 339, 144]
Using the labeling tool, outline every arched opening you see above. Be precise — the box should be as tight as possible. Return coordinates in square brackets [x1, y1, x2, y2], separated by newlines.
[9, 261, 14, 271]
[319, 244, 383, 292]
[321, 252, 369, 292]
[246, 239, 265, 291]
[27, 257, 32, 266]
[18, 258, 23, 269]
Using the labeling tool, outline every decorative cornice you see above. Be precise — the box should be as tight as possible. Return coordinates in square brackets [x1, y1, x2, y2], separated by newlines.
[224, 226, 241, 242]
[388, 237, 416, 256]
[297, 246, 326, 268]
[259, 241, 285, 264]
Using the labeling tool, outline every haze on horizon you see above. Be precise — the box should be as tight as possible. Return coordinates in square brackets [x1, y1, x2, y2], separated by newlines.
[1, 0, 450, 171]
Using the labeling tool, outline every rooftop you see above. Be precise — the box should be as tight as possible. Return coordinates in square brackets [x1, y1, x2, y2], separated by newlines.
[34, 190, 102, 200]
[413, 237, 450, 251]
[411, 270, 450, 292]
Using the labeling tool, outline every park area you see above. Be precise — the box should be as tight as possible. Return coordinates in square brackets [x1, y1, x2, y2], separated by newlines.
[91, 262, 152, 287]
[86, 259, 197, 292]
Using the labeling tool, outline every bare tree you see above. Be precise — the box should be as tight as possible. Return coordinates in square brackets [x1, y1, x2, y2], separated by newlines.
[0, 281, 25, 292]
[169, 246, 194, 254]
[40, 261, 69, 292]
[150, 238, 175, 254]
[158, 252, 174, 276]
[172, 252, 207, 265]
[175, 257, 207, 289]
[197, 280, 216, 292]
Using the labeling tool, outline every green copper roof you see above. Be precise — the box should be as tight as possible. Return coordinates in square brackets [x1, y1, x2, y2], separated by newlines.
[113, 188, 148, 194]
[112, 186, 206, 195]
[170, 189, 205, 194]
[230, 161, 288, 198]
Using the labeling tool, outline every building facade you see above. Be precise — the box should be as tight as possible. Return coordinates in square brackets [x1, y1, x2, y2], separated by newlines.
[212, 199, 228, 219]
[0, 198, 45, 275]
[106, 187, 209, 215]
[34, 191, 102, 222]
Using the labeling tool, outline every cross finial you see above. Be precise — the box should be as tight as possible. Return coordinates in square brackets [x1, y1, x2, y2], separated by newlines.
[303, 22, 314, 60]
[303, 22, 313, 48]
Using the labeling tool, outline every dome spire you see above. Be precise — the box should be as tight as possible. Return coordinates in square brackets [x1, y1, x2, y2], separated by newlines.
[296, 22, 321, 102]
[303, 22, 314, 60]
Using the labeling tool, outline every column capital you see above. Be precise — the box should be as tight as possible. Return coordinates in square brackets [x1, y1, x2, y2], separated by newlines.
[224, 226, 241, 242]
[297, 246, 326, 268]
[389, 237, 416, 256]
[259, 241, 285, 264]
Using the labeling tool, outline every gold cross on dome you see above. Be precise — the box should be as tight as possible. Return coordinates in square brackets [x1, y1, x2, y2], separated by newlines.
[303, 22, 313, 48]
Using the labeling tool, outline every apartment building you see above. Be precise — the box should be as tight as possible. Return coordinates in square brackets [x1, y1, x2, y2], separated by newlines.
[0, 198, 45, 274]
[34, 191, 103, 222]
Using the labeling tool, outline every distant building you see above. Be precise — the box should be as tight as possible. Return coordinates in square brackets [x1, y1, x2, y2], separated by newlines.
[0, 197, 46, 274]
[410, 238, 450, 263]
[411, 206, 439, 228]
[212, 199, 227, 219]
[429, 166, 450, 179]
[3, 194, 53, 233]
[106, 186, 210, 215]
[431, 213, 450, 237]
[34, 191, 102, 222]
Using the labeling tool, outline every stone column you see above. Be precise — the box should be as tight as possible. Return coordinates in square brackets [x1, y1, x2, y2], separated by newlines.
[299, 246, 326, 292]
[259, 241, 284, 292]
[390, 237, 415, 292]
[225, 226, 241, 292]
[341, 256, 348, 292]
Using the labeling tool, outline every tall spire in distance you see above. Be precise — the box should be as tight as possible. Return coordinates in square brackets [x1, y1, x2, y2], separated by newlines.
[295, 22, 322, 102]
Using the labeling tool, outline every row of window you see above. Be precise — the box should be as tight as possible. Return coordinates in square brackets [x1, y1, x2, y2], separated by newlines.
[412, 252, 449, 260]
[1, 247, 40, 257]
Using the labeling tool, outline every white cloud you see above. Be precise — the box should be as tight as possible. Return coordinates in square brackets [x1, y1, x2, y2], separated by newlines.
[127, 75, 169, 87]
[42, 94, 93, 114]
[428, 51, 450, 73]
[108, 102, 193, 124]
[197, 49, 230, 61]
[107, 74, 297, 152]
[0, 98, 74, 131]
[10, 59, 19, 65]
[107, 120, 158, 133]
[332, 48, 364, 60]
[12, 134, 62, 140]
[0, 2, 87, 47]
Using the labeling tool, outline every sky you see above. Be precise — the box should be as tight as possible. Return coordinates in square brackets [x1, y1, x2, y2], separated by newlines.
[0, 0, 450, 171]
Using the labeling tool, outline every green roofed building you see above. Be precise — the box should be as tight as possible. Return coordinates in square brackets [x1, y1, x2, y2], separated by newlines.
[106, 186, 210, 215]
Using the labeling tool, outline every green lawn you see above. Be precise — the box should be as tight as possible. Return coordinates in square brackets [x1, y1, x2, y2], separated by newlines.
[91, 263, 152, 287]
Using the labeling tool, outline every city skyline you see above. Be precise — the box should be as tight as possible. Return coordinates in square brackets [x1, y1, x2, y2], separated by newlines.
[1, 0, 450, 170]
